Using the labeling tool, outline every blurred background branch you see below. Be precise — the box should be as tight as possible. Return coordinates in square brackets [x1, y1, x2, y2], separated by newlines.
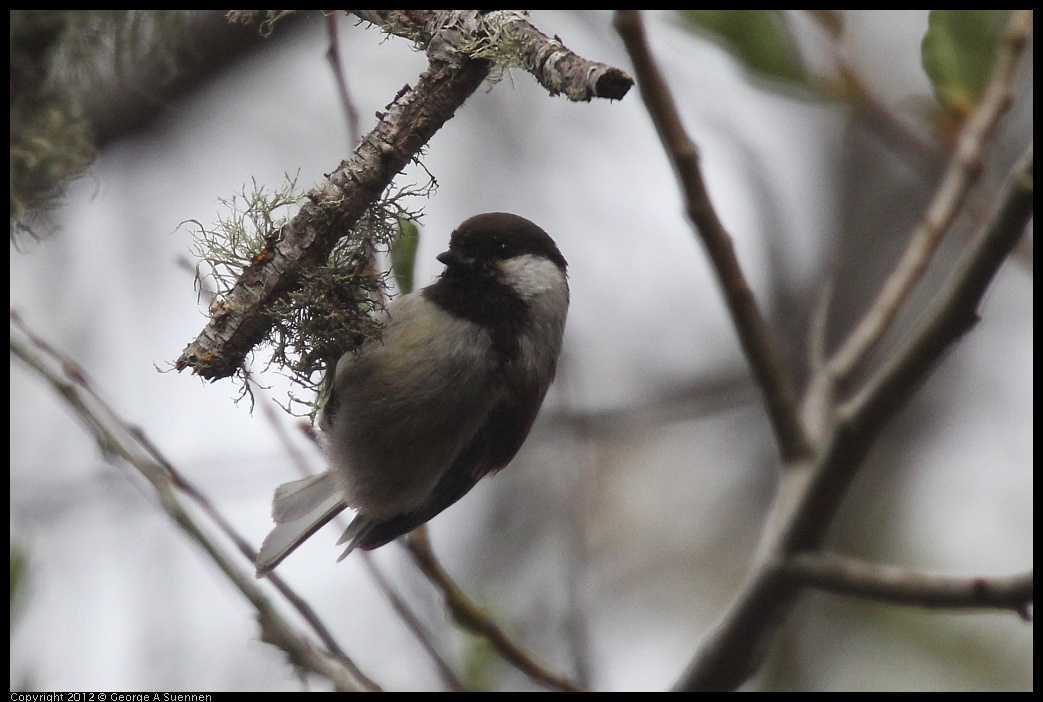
[616, 9, 1033, 692]
[786, 552, 1033, 614]
[10, 311, 378, 691]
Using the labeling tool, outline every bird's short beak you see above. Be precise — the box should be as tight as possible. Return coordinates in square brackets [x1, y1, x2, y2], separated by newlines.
[437, 249, 469, 268]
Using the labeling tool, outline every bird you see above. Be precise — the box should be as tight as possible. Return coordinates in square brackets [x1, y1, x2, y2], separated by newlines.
[256, 212, 569, 576]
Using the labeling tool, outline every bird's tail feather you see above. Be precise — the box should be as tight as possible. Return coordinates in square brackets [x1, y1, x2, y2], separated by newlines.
[255, 472, 347, 577]
[335, 517, 368, 562]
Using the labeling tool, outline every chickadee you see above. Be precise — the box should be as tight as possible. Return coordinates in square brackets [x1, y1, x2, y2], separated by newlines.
[256, 212, 569, 575]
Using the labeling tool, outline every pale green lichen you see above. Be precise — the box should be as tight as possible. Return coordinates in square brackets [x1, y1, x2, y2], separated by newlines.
[185, 169, 434, 417]
[225, 10, 297, 38]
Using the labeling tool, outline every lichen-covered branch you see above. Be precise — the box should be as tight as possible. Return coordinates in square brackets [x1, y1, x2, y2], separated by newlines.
[177, 10, 632, 382]
[351, 10, 633, 102]
[176, 21, 490, 380]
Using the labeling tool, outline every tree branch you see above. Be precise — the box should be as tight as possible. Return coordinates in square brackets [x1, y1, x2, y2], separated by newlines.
[841, 146, 1033, 437]
[827, 9, 1034, 383]
[620, 10, 1034, 692]
[613, 10, 811, 463]
[176, 14, 491, 380]
[11, 311, 379, 692]
[404, 528, 586, 692]
[786, 552, 1034, 614]
[673, 142, 1034, 693]
[177, 11, 632, 382]
[351, 10, 633, 102]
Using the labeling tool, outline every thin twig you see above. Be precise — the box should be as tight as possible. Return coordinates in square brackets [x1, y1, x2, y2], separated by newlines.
[786, 552, 1033, 614]
[10, 312, 379, 692]
[841, 146, 1033, 435]
[613, 10, 810, 463]
[404, 528, 586, 692]
[325, 12, 361, 148]
[622, 11, 1035, 691]
[802, 10, 940, 173]
[360, 552, 467, 690]
[827, 10, 1033, 383]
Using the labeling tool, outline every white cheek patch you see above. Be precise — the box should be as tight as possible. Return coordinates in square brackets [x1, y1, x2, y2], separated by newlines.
[499, 255, 568, 302]
[498, 255, 570, 385]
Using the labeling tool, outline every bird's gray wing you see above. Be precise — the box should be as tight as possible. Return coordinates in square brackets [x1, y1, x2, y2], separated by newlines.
[335, 378, 545, 557]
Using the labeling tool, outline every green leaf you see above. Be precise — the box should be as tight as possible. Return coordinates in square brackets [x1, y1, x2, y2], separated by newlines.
[678, 10, 806, 86]
[391, 218, 420, 295]
[922, 10, 1009, 115]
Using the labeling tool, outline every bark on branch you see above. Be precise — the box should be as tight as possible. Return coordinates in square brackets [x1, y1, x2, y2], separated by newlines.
[177, 10, 632, 381]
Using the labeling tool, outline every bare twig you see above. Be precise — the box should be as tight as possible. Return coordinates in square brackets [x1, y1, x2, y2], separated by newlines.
[675, 142, 1034, 693]
[613, 10, 811, 463]
[827, 10, 1034, 383]
[404, 528, 586, 692]
[11, 311, 379, 692]
[360, 552, 467, 690]
[842, 146, 1033, 435]
[325, 12, 362, 148]
[802, 10, 940, 173]
[786, 552, 1033, 614]
[617, 10, 1033, 692]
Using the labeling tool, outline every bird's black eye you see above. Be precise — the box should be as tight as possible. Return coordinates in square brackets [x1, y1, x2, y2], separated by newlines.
[498, 242, 510, 256]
